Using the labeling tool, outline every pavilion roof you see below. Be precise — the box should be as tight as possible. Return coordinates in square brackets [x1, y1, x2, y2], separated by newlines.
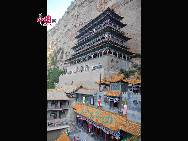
[126, 79, 141, 85]
[55, 132, 71, 141]
[97, 73, 126, 84]
[77, 7, 124, 36]
[72, 103, 141, 136]
[47, 89, 71, 101]
[74, 26, 129, 49]
[104, 91, 121, 97]
[96, 73, 141, 85]
[59, 84, 81, 93]
[75, 87, 98, 95]
[70, 40, 129, 61]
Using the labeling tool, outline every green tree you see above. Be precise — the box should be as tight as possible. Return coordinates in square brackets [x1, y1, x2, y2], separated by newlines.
[119, 69, 137, 78]
[136, 65, 141, 75]
[50, 54, 57, 67]
[47, 67, 64, 89]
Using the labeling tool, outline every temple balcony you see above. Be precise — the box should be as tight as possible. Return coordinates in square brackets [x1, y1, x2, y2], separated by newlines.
[47, 118, 70, 127]
[47, 105, 70, 111]
[74, 37, 127, 55]
[77, 10, 126, 39]
[77, 23, 125, 44]
[47, 105, 61, 110]
[47, 104, 70, 109]
[75, 32, 127, 52]
[47, 107, 63, 111]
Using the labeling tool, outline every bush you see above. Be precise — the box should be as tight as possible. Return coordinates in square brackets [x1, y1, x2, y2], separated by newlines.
[119, 69, 137, 78]
[47, 67, 64, 89]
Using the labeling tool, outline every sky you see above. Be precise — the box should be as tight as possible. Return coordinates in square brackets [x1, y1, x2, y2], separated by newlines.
[47, 0, 74, 31]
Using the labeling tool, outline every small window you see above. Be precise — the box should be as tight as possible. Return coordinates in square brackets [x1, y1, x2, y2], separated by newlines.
[85, 65, 89, 71]
[133, 100, 138, 106]
[80, 66, 84, 72]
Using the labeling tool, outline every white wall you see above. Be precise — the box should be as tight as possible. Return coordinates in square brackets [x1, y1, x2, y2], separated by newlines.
[58, 55, 130, 89]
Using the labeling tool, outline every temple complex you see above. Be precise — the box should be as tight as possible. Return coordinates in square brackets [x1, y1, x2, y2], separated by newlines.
[48, 6, 141, 141]
[71, 73, 141, 140]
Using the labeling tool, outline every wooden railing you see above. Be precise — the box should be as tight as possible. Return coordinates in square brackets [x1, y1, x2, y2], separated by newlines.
[47, 118, 69, 127]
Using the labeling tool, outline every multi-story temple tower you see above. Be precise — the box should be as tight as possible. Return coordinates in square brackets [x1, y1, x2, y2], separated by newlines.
[58, 8, 134, 89]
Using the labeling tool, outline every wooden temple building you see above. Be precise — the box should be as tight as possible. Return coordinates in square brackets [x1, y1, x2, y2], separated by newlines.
[65, 7, 133, 66]
[58, 7, 135, 89]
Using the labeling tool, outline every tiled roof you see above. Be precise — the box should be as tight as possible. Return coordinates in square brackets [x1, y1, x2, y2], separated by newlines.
[72, 103, 141, 136]
[55, 132, 71, 141]
[75, 88, 98, 95]
[97, 73, 141, 84]
[104, 91, 121, 97]
[47, 89, 71, 100]
[108, 73, 125, 83]
[96, 80, 110, 85]
[126, 79, 141, 85]
[61, 85, 81, 93]
[96, 73, 126, 84]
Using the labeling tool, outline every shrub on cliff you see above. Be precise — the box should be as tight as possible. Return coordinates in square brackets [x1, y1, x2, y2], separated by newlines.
[47, 67, 64, 89]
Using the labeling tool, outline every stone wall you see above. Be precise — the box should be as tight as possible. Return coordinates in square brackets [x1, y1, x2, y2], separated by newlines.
[47, 0, 141, 68]
[58, 55, 131, 89]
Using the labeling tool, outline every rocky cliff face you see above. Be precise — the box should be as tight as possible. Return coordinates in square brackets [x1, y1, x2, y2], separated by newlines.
[47, 0, 141, 69]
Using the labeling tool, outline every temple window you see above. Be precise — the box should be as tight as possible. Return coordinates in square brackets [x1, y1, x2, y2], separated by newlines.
[119, 53, 122, 58]
[111, 83, 120, 91]
[113, 52, 117, 57]
[88, 55, 92, 60]
[80, 66, 84, 72]
[133, 100, 138, 106]
[93, 53, 97, 58]
[85, 65, 89, 71]
[108, 50, 112, 55]
[103, 50, 107, 55]
[99, 52, 103, 57]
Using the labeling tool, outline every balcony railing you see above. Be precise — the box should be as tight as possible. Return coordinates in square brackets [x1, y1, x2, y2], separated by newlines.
[47, 105, 70, 111]
[47, 118, 69, 127]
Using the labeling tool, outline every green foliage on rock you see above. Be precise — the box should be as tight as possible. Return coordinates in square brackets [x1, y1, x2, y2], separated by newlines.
[119, 69, 137, 78]
[136, 65, 141, 75]
[47, 67, 64, 89]
[50, 54, 57, 67]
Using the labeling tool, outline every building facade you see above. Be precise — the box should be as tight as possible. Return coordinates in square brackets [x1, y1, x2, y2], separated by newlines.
[47, 89, 73, 128]
[58, 8, 135, 90]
